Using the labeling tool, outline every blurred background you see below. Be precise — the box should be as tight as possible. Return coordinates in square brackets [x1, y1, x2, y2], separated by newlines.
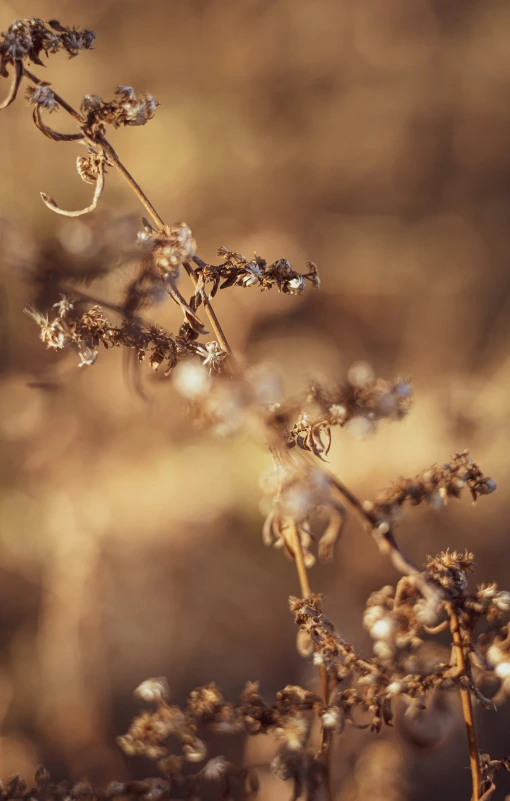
[0, 0, 509, 798]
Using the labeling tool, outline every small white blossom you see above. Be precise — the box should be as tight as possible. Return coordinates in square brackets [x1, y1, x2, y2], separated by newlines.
[495, 662, 510, 680]
[197, 341, 227, 371]
[134, 677, 169, 704]
[347, 361, 375, 388]
[373, 640, 394, 659]
[414, 600, 438, 627]
[183, 739, 208, 763]
[26, 85, 59, 112]
[329, 404, 347, 422]
[321, 708, 340, 729]
[488, 644, 505, 666]
[77, 346, 98, 367]
[286, 275, 306, 294]
[494, 591, 510, 612]
[363, 605, 386, 629]
[370, 617, 394, 640]
[202, 756, 230, 780]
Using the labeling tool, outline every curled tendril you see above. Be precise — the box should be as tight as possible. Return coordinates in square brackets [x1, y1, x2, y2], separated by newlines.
[32, 103, 84, 142]
[40, 159, 105, 217]
[0, 60, 22, 110]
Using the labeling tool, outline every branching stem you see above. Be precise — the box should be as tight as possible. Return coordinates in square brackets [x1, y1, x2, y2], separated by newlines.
[447, 602, 481, 801]
[21, 66, 237, 368]
[288, 520, 333, 801]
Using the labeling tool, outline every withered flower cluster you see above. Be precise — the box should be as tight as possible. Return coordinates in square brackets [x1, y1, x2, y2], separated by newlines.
[285, 372, 413, 458]
[0, 19, 94, 113]
[0, 18, 94, 73]
[194, 247, 320, 296]
[2, 16, 509, 801]
[80, 85, 158, 129]
[363, 451, 498, 529]
[24, 297, 213, 373]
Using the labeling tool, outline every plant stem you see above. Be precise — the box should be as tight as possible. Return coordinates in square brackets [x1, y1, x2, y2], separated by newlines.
[447, 602, 481, 801]
[289, 519, 311, 598]
[97, 135, 166, 230]
[182, 262, 236, 364]
[22, 67, 237, 367]
[288, 520, 333, 801]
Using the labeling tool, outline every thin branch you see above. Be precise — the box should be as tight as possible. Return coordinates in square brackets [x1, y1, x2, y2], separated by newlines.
[97, 134, 166, 230]
[326, 470, 442, 605]
[288, 520, 333, 801]
[22, 63, 238, 367]
[163, 272, 207, 335]
[33, 104, 84, 142]
[448, 602, 481, 801]
[183, 261, 236, 364]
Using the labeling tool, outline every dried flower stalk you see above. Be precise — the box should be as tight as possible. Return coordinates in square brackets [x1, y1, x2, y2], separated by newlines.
[1, 16, 508, 801]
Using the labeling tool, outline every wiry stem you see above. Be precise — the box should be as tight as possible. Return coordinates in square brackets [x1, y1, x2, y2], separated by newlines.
[447, 602, 481, 801]
[326, 470, 442, 605]
[182, 261, 236, 364]
[289, 519, 311, 598]
[288, 520, 333, 801]
[21, 67, 236, 367]
[96, 135, 166, 230]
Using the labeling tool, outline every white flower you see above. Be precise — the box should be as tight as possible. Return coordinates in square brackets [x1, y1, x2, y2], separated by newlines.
[78, 346, 98, 367]
[277, 716, 308, 750]
[494, 591, 510, 612]
[183, 739, 207, 763]
[495, 662, 510, 680]
[347, 361, 374, 388]
[202, 756, 230, 780]
[487, 644, 504, 665]
[370, 617, 394, 640]
[197, 341, 227, 371]
[134, 677, 169, 704]
[414, 600, 438, 627]
[321, 708, 340, 729]
[373, 640, 393, 659]
[286, 275, 306, 294]
[329, 404, 347, 422]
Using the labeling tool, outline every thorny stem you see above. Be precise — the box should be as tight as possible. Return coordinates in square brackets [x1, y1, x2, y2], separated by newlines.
[21, 67, 237, 368]
[447, 602, 481, 801]
[288, 520, 333, 801]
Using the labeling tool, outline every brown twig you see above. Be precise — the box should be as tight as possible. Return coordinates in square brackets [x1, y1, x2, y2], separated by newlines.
[447, 602, 481, 801]
[21, 67, 237, 369]
[288, 519, 333, 801]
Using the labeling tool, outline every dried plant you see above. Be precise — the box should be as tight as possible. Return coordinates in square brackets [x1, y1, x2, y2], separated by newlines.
[1, 16, 508, 801]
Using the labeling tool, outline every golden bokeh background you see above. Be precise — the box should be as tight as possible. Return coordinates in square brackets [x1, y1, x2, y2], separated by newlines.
[0, 1, 509, 798]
